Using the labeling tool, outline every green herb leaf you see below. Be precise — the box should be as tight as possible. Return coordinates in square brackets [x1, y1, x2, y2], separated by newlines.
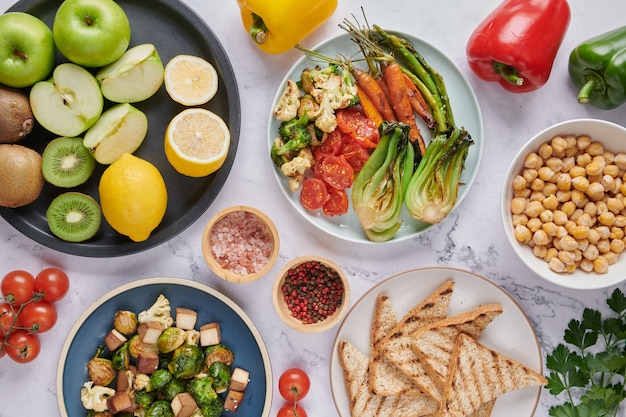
[607, 288, 626, 316]
[548, 402, 578, 417]
[564, 317, 598, 352]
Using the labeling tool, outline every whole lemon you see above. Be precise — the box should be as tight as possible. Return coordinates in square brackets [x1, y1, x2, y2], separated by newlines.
[99, 153, 167, 242]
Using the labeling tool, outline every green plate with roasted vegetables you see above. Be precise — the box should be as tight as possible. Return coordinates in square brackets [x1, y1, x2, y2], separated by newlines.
[268, 29, 483, 243]
[56, 277, 271, 417]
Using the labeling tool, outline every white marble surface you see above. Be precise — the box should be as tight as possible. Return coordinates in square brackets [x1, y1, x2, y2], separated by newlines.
[1, 0, 625, 416]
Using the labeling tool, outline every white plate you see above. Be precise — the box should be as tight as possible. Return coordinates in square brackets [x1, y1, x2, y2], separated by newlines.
[268, 31, 483, 244]
[330, 267, 542, 417]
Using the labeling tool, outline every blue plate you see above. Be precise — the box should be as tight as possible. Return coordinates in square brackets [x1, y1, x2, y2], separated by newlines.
[56, 278, 271, 417]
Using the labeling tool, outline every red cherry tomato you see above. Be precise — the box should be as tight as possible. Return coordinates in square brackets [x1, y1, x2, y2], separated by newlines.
[278, 368, 311, 402]
[1, 270, 35, 306]
[323, 188, 349, 216]
[336, 107, 380, 148]
[300, 178, 329, 211]
[35, 267, 70, 302]
[315, 129, 344, 156]
[18, 300, 58, 333]
[319, 154, 354, 190]
[339, 137, 371, 174]
[277, 403, 308, 417]
[0, 302, 16, 333]
[5, 331, 40, 363]
[0, 334, 6, 358]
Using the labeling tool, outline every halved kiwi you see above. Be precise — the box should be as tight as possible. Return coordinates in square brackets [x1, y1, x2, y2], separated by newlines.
[41, 137, 96, 188]
[46, 192, 101, 242]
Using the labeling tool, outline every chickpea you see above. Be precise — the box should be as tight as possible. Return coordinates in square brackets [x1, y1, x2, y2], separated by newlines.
[604, 164, 620, 177]
[537, 143, 553, 159]
[597, 239, 611, 253]
[533, 229, 551, 246]
[593, 256, 609, 273]
[611, 238, 625, 253]
[543, 221, 559, 236]
[556, 190, 572, 203]
[583, 244, 599, 260]
[598, 211, 616, 227]
[580, 258, 594, 272]
[514, 188, 531, 199]
[514, 225, 532, 243]
[544, 247, 559, 262]
[551, 136, 568, 154]
[533, 245, 548, 258]
[559, 235, 579, 251]
[543, 194, 559, 210]
[571, 190, 588, 207]
[530, 178, 545, 191]
[610, 227, 624, 240]
[542, 183, 558, 197]
[576, 152, 592, 167]
[528, 217, 543, 233]
[572, 176, 590, 191]
[530, 190, 545, 202]
[549, 257, 567, 273]
[553, 210, 569, 225]
[569, 165, 587, 178]
[512, 214, 529, 226]
[510, 197, 527, 215]
[546, 157, 564, 172]
[586, 161, 604, 176]
[587, 142, 604, 156]
[524, 153, 543, 169]
[556, 173, 572, 191]
[606, 198, 624, 214]
[512, 175, 527, 191]
[588, 228, 601, 245]
[576, 135, 591, 150]
[615, 215, 626, 228]
[604, 251, 618, 264]
[587, 182, 606, 201]
[524, 200, 544, 217]
[558, 250, 576, 265]
[601, 175, 617, 194]
[614, 153, 626, 169]
[570, 225, 590, 240]
[523, 168, 538, 183]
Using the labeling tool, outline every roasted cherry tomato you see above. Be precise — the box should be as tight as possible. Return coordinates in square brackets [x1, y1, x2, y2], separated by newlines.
[18, 300, 57, 333]
[336, 107, 380, 148]
[1, 270, 35, 306]
[277, 403, 308, 417]
[300, 178, 329, 210]
[5, 331, 40, 363]
[319, 154, 354, 190]
[0, 302, 16, 334]
[315, 129, 343, 156]
[323, 187, 349, 216]
[278, 367, 311, 402]
[34, 268, 70, 303]
[339, 137, 371, 174]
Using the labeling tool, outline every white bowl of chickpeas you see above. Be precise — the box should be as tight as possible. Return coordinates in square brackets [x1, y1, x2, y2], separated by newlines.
[501, 118, 626, 290]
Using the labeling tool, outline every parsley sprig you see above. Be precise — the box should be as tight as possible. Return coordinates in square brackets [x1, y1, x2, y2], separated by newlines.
[545, 288, 626, 417]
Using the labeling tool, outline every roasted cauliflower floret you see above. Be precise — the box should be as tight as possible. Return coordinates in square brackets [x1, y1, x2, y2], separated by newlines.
[80, 381, 115, 412]
[138, 294, 174, 330]
[280, 147, 315, 192]
[273, 79, 301, 122]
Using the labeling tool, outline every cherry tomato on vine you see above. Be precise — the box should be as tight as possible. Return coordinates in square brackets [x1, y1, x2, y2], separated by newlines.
[278, 368, 311, 402]
[277, 403, 307, 417]
[18, 300, 58, 333]
[5, 330, 40, 363]
[1, 270, 35, 306]
[35, 267, 70, 302]
[0, 335, 6, 358]
[0, 302, 16, 333]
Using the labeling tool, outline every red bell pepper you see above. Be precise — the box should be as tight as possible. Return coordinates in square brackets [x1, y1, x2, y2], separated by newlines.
[466, 0, 571, 93]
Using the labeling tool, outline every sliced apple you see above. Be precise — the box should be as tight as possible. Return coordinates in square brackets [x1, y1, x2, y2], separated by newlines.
[29, 63, 104, 137]
[96, 44, 165, 103]
[83, 103, 148, 164]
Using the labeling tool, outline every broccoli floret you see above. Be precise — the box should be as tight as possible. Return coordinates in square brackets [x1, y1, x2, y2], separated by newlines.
[138, 294, 174, 330]
[148, 369, 174, 392]
[204, 343, 234, 367]
[161, 378, 187, 402]
[273, 79, 301, 122]
[277, 115, 312, 156]
[200, 395, 225, 417]
[208, 361, 231, 394]
[80, 381, 115, 413]
[186, 376, 217, 408]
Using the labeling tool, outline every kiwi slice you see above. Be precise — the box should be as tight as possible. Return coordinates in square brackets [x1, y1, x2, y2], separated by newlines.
[42, 137, 96, 188]
[46, 192, 101, 242]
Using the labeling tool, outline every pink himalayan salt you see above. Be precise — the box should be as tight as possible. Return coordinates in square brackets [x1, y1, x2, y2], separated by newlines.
[209, 210, 274, 275]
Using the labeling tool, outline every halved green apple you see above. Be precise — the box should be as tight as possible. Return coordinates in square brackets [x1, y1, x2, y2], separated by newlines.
[29, 63, 104, 137]
[96, 43, 165, 103]
[83, 103, 148, 164]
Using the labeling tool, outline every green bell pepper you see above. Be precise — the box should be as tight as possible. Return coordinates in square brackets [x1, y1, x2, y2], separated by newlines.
[569, 26, 626, 109]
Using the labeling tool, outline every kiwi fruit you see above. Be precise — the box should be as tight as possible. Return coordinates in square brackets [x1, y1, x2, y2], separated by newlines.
[46, 192, 101, 242]
[0, 144, 44, 207]
[0, 85, 34, 144]
[42, 137, 96, 188]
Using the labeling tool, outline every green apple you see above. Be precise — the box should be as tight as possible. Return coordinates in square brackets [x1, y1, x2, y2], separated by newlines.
[0, 12, 56, 88]
[52, 0, 131, 68]
[30, 62, 104, 137]
[83, 103, 148, 164]
[96, 43, 165, 103]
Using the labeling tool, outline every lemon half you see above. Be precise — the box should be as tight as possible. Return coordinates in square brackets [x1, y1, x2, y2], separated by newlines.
[164, 108, 230, 177]
[164, 54, 218, 106]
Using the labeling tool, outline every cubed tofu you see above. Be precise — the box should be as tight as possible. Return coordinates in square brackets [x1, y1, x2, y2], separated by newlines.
[138, 321, 163, 345]
[224, 389, 245, 412]
[199, 322, 221, 346]
[230, 367, 250, 392]
[175, 308, 198, 330]
[116, 369, 134, 392]
[171, 392, 197, 417]
[107, 391, 135, 414]
[136, 351, 160, 374]
[104, 329, 127, 352]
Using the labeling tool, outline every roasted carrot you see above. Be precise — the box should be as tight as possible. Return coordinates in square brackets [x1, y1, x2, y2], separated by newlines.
[357, 87, 384, 127]
[403, 73, 437, 130]
[351, 67, 396, 122]
[383, 61, 426, 155]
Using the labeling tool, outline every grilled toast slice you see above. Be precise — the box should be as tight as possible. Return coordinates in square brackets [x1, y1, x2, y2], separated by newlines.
[411, 303, 504, 395]
[368, 293, 422, 396]
[337, 339, 439, 417]
[377, 279, 455, 398]
[439, 333, 548, 417]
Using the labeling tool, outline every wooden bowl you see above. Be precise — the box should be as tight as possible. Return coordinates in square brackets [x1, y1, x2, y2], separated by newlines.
[272, 256, 350, 333]
[202, 206, 279, 283]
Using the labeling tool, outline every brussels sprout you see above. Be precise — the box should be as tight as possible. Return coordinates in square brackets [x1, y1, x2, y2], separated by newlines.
[208, 361, 231, 393]
[201, 396, 225, 417]
[128, 334, 159, 359]
[168, 344, 203, 379]
[157, 327, 186, 354]
[204, 343, 234, 367]
[87, 346, 116, 386]
[133, 389, 155, 409]
[186, 376, 217, 408]
[148, 369, 174, 392]
[113, 310, 138, 335]
[111, 341, 130, 371]
[145, 400, 174, 417]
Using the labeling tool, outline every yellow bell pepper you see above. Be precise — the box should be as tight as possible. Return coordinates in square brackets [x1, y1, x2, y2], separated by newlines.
[236, 0, 338, 54]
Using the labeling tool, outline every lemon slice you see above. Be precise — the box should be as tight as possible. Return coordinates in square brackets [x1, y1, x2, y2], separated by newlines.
[164, 108, 230, 177]
[164, 54, 219, 106]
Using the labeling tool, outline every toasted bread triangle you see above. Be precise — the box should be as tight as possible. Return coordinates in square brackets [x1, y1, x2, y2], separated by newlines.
[337, 339, 439, 417]
[411, 303, 504, 394]
[378, 279, 455, 398]
[440, 333, 548, 417]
